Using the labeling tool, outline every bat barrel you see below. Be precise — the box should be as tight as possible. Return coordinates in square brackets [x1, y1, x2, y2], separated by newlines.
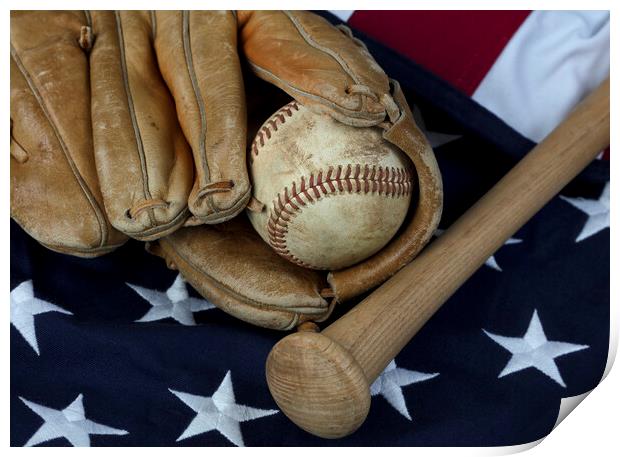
[266, 78, 609, 439]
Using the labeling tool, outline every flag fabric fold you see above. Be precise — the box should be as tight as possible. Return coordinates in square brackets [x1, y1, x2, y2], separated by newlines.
[11, 11, 609, 446]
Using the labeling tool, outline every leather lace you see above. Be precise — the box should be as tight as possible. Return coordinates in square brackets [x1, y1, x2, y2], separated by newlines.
[128, 199, 169, 219]
[346, 85, 400, 124]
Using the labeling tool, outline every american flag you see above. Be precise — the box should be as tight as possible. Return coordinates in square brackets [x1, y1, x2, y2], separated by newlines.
[10, 11, 610, 446]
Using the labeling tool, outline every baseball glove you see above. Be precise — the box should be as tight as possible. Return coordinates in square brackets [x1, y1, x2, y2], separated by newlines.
[11, 10, 442, 329]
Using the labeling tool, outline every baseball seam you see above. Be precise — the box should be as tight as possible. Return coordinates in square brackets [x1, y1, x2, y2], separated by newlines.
[250, 100, 300, 158]
[267, 164, 413, 270]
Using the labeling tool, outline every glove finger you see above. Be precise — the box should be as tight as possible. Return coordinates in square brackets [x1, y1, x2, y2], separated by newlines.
[10, 11, 127, 257]
[154, 11, 250, 224]
[238, 11, 393, 127]
[89, 11, 193, 241]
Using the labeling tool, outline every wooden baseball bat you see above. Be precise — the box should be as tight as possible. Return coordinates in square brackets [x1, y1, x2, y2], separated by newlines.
[265, 78, 610, 439]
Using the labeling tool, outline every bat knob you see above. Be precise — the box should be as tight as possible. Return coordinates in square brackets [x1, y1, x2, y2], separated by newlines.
[266, 331, 370, 439]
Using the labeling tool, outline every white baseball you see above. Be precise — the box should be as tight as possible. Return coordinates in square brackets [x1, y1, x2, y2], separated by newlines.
[247, 101, 414, 270]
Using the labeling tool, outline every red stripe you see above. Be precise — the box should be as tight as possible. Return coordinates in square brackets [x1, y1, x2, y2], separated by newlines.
[349, 10, 531, 96]
[602, 147, 610, 161]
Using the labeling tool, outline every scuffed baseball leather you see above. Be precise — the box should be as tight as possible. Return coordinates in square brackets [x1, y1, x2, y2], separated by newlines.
[11, 10, 442, 329]
[328, 80, 443, 301]
[149, 11, 442, 329]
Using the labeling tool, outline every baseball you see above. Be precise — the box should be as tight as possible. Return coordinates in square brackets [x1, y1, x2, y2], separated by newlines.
[247, 101, 414, 270]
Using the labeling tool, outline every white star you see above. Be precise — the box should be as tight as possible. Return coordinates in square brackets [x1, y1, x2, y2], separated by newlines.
[10, 280, 72, 355]
[484, 309, 588, 387]
[370, 360, 439, 420]
[169, 371, 278, 446]
[412, 105, 462, 149]
[485, 238, 523, 272]
[128, 274, 215, 325]
[560, 182, 609, 242]
[19, 394, 128, 446]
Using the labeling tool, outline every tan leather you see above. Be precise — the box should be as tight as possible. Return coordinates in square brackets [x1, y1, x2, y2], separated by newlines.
[10, 11, 127, 257]
[10, 10, 442, 330]
[147, 217, 331, 330]
[152, 13, 442, 330]
[89, 11, 194, 240]
[328, 81, 443, 301]
[11, 10, 251, 247]
[237, 11, 442, 303]
[238, 11, 392, 127]
[155, 11, 250, 224]
[154, 80, 442, 327]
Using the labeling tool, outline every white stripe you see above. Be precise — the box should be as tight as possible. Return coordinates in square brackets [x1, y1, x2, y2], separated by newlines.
[329, 10, 355, 22]
[473, 11, 609, 142]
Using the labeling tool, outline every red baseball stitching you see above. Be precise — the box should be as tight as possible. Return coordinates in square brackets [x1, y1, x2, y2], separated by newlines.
[267, 164, 413, 269]
[250, 101, 300, 159]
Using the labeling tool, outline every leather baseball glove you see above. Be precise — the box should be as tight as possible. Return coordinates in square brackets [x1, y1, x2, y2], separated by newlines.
[11, 10, 443, 329]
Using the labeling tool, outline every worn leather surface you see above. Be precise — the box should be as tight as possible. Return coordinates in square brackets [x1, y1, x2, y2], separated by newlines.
[238, 11, 391, 127]
[10, 11, 127, 256]
[247, 102, 414, 271]
[89, 11, 194, 240]
[147, 217, 331, 330]
[10, 10, 442, 329]
[238, 11, 442, 304]
[11, 10, 250, 248]
[155, 11, 250, 224]
[329, 81, 443, 301]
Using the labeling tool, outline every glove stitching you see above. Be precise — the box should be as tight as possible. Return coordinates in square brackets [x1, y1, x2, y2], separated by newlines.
[284, 11, 362, 87]
[38, 239, 126, 258]
[114, 11, 157, 227]
[284, 11, 387, 118]
[196, 180, 235, 197]
[128, 199, 169, 219]
[267, 163, 413, 270]
[346, 86, 400, 124]
[150, 10, 157, 39]
[83, 10, 93, 28]
[336, 24, 369, 52]
[193, 187, 252, 225]
[248, 63, 384, 127]
[10, 46, 110, 249]
[182, 11, 214, 212]
[122, 206, 191, 240]
[160, 243, 329, 326]
[78, 26, 94, 51]
[10, 119, 29, 163]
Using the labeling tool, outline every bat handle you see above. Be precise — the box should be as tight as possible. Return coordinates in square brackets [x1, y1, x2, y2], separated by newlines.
[266, 78, 610, 439]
